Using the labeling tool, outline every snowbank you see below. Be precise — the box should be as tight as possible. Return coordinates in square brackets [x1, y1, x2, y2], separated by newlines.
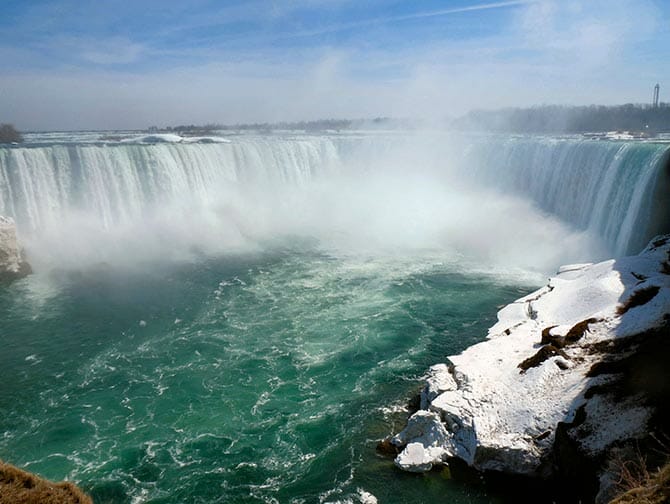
[0, 216, 31, 282]
[392, 236, 670, 499]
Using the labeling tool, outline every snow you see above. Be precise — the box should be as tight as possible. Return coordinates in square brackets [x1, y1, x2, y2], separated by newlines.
[392, 411, 451, 472]
[181, 136, 231, 144]
[118, 134, 232, 144]
[394, 236, 670, 475]
[420, 364, 457, 409]
[357, 489, 378, 504]
[123, 134, 184, 144]
[0, 216, 23, 274]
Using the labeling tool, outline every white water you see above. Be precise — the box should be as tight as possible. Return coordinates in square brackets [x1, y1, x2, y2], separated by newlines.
[459, 136, 670, 256]
[0, 132, 666, 274]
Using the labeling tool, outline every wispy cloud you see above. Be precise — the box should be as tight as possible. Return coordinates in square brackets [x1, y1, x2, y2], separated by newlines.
[382, 0, 535, 22]
[516, 0, 660, 67]
[280, 0, 535, 39]
[0, 0, 668, 130]
[77, 37, 146, 65]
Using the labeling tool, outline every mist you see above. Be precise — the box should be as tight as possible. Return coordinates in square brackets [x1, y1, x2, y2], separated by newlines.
[13, 134, 605, 281]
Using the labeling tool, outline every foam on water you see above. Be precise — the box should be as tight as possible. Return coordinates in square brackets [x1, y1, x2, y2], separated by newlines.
[0, 246, 530, 503]
[1, 132, 668, 503]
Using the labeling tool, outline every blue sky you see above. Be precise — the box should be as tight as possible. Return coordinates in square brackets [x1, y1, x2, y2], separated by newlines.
[1, 0, 669, 130]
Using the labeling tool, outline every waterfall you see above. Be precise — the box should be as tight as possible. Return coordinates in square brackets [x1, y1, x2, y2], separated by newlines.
[0, 133, 668, 261]
[459, 136, 670, 255]
[0, 138, 339, 233]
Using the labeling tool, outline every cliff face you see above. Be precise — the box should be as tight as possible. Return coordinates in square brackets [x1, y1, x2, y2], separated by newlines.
[0, 216, 31, 283]
[391, 236, 670, 502]
[0, 461, 92, 504]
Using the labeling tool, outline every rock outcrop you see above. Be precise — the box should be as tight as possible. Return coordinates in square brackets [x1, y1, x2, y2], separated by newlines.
[391, 236, 670, 502]
[0, 461, 92, 504]
[0, 216, 31, 283]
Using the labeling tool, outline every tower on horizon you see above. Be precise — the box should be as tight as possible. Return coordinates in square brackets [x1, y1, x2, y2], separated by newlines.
[653, 83, 660, 107]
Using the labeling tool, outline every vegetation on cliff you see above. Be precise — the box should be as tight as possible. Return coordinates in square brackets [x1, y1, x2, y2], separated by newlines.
[0, 461, 91, 504]
[610, 460, 670, 504]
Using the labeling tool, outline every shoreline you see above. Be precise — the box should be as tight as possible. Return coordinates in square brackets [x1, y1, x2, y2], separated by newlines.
[388, 236, 670, 502]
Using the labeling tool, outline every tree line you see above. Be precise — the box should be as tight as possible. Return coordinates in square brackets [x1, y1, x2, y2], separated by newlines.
[0, 124, 23, 143]
[452, 103, 670, 134]
[157, 117, 402, 134]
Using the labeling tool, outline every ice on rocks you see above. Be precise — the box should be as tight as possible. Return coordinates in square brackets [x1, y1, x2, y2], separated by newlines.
[557, 263, 593, 274]
[420, 364, 457, 409]
[393, 236, 670, 477]
[0, 215, 30, 281]
[392, 411, 451, 472]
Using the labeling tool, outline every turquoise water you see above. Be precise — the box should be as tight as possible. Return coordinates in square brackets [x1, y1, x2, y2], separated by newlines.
[0, 243, 531, 503]
[2, 132, 665, 502]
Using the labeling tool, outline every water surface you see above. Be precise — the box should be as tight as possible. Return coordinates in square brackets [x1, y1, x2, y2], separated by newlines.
[0, 245, 532, 503]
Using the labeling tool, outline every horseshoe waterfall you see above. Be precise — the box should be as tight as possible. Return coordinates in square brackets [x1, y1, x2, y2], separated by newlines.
[0, 132, 668, 504]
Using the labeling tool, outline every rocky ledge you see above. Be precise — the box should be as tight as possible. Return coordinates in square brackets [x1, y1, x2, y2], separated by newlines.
[389, 236, 670, 502]
[0, 215, 31, 283]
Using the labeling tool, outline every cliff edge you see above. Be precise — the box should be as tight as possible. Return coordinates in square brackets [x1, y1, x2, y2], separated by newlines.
[0, 461, 91, 504]
[390, 235, 670, 502]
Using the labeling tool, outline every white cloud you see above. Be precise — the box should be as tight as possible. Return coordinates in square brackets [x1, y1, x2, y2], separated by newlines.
[31, 35, 148, 65]
[79, 37, 146, 65]
[516, 0, 659, 66]
[274, 0, 533, 40]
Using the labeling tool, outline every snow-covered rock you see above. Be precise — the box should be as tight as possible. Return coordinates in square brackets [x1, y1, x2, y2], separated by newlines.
[420, 363, 457, 409]
[392, 411, 451, 472]
[117, 134, 232, 144]
[393, 235, 670, 495]
[125, 133, 185, 144]
[0, 216, 30, 282]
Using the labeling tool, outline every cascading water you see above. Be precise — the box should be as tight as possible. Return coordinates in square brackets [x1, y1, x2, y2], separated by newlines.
[0, 138, 339, 232]
[459, 136, 670, 256]
[0, 133, 667, 262]
[1, 132, 668, 504]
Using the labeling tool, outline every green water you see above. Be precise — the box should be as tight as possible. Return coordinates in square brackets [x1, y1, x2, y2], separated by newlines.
[0, 244, 533, 503]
